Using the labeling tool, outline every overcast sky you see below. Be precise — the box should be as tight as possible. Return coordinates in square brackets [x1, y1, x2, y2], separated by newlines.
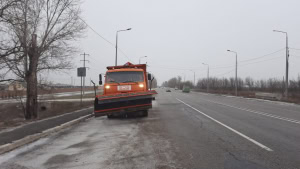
[49, 0, 300, 85]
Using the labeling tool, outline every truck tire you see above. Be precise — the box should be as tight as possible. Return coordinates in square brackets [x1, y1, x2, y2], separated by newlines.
[142, 110, 148, 117]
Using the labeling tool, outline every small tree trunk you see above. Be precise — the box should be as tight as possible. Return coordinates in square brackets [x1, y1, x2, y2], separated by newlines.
[26, 70, 38, 119]
[25, 34, 38, 119]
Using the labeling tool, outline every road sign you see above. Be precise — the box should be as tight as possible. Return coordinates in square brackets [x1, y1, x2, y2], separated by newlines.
[77, 67, 86, 77]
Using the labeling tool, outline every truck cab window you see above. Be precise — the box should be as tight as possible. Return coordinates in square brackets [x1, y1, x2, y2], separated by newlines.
[106, 71, 144, 83]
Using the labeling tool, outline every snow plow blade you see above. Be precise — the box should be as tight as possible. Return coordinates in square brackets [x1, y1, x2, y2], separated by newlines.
[94, 90, 157, 117]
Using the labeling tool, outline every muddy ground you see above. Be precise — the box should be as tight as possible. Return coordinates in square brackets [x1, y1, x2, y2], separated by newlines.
[0, 101, 93, 131]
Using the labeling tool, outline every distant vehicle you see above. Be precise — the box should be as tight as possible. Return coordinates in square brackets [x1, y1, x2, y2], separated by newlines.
[94, 62, 157, 118]
[166, 89, 171, 92]
[182, 86, 190, 93]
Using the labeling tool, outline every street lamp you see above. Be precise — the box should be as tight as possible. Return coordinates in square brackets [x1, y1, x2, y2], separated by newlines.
[273, 30, 289, 98]
[189, 70, 196, 87]
[227, 50, 238, 96]
[115, 28, 132, 66]
[139, 56, 147, 64]
[202, 63, 209, 93]
[182, 73, 186, 82]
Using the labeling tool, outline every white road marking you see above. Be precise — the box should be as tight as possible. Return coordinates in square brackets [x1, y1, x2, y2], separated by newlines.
[196, 91, 300, 107]
[197, 97, 300, 125]
[176, 98, 273, 152]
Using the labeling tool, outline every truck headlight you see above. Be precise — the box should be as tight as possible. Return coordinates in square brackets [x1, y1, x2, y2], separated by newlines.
[105, 85, 110, 89]
[139, 84, 144, 88]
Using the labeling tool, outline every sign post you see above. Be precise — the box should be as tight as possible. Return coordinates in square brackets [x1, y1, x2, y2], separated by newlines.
[77, 67, 86, 106]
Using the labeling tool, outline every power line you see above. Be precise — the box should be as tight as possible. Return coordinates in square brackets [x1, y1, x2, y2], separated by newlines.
[117, 48, 133, 63]
[239, 55, 283, 67]
[149, 52, 284, 72]
[149, 50, 284, 71]
[78, 18, 133, 62]
[290, 55, 300, 58]
[239, 48, 285, 63]
[210, 55, 284, 77]
[81, 19, 133, 62]
[214, 69, 235, 77]
[67, 6, 132, 62]
[148, 65, 206, 71]
[80, 53, 89, 68]
[290, 48, 300, 51]
[210, 48, 285, 70]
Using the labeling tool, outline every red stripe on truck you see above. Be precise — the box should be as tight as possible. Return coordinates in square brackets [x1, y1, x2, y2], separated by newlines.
[94, 103, 152, 113]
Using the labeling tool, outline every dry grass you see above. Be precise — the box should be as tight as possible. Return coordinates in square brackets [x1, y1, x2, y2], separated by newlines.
[0, 87, 95, 99]
[0, 101, 93, 131]
[192, 89, 300, 104]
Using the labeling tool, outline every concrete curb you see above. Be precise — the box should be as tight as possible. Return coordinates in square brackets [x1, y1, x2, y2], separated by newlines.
[0, 113, 93, 155]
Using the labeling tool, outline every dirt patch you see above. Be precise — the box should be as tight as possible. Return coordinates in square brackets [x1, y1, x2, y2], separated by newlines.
[0, 101, 93, 131]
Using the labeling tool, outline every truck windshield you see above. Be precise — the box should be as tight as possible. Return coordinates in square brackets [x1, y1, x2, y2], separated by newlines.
[106, 71, 144, 83]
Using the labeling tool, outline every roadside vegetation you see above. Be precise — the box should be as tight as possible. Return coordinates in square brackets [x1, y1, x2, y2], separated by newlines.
[162, 76, 300, 104]
[0, 0, 86, 120]
[0, 87, 95, 130]
[0, 101, 92, 130]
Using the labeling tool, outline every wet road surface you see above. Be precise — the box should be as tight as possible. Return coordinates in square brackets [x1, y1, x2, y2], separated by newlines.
[1, 89, 300, 169]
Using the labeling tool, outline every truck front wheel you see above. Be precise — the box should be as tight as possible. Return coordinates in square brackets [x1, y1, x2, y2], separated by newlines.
[142, 110, 148, 117]
[107, 114, 114, 119]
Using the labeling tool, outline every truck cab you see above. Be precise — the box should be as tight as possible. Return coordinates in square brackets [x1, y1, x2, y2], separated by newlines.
[104, 69, 147, 95]
[95, 62, 156, 118]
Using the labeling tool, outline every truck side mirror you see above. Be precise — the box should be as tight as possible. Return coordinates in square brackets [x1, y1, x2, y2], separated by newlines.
[148, 73, 151, 81]
[99, 74, 102, 85]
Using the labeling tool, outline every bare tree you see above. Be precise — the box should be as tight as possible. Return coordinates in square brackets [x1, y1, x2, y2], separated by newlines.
[245, 77, 254, 90]
[0, 0, 86, 119]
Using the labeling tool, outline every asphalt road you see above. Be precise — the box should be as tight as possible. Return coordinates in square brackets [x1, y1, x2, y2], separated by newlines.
[0, 89, 299, 169]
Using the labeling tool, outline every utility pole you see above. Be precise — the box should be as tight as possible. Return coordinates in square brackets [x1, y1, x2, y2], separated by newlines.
[80, 53, 89, 95]
[235, 53, 237, 96]
[182, 73, 186, 82]
[189, 70, 195, 87]
[273, 30, 289, 98]
[202, 63, 210, 93]
[194, 71, 195, 87]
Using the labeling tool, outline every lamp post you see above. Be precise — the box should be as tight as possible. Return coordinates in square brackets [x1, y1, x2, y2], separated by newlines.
[273, 30, 289, 98]
[139, 56, 147, 64]
[189, 70, 196, 87]
[227, 50, 238, 96]
[182, 73, 186, 82]
[115, 28, 131, 66]
[202, 63, 209, 93]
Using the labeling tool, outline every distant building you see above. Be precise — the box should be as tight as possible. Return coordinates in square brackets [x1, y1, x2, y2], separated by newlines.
[8, 81, 27, 91]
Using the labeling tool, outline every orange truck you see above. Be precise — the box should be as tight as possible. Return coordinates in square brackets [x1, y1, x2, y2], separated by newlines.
[94, 62, 157, 118]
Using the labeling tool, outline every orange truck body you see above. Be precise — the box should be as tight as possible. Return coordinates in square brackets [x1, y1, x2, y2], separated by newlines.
[94, 62, 157, 117]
